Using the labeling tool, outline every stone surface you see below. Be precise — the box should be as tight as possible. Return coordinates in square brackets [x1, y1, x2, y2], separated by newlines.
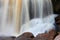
[55, 15, 60, 32]
[54, 35, 60, 40]
[16, 32, 34, 40]
[32, 30, 56, 40]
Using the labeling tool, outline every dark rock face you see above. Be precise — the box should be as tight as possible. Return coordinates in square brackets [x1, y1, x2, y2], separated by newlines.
[55, 15, 60, 32]
[55, 15, 60, 24]
[52, 0, 60, 14]
[16, 32, 34, 40]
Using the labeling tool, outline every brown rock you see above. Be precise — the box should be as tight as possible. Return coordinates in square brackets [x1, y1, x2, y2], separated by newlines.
[54, 35, 60, 40]
[16, 32, 34, 40]
[48, 30, 57, 39]
[32, 30, 56, 40]
[33, 33, 49, 40]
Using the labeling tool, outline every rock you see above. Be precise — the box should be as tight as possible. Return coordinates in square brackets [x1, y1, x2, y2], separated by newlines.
[54, 35, 60, 40]
[16, 32, 34, 40]
[32, 30, 56, 40]
[55, 15, 60, 32]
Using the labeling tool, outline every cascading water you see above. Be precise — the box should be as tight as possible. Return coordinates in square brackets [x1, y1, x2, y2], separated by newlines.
[20, 0, 57, 36]
[0, 0, 58, 37]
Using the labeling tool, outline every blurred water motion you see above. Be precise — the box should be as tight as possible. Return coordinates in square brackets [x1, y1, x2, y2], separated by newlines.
[0, 0, 21, 36]
[0, 0, 57, 37]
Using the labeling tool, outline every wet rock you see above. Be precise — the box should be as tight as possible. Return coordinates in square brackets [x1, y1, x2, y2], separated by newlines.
[16, 32, 34, 40]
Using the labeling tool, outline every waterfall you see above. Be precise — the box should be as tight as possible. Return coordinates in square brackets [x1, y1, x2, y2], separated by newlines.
[0, 0, 58, 37]
[20, 0, 57, 36]
[0, 0, 21, 36]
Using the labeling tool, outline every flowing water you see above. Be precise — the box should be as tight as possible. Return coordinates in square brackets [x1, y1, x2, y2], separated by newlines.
[0, 0, 57, 37]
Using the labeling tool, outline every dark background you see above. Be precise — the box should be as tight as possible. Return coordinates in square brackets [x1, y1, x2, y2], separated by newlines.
[51, 0, 60, 14]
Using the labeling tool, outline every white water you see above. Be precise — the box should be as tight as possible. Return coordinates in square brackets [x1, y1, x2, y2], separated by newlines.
[0, 0, 15, 36]
[20, 14, 57, 36]
[0, 0, 58, 37]
[20, 0, 57, 37]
